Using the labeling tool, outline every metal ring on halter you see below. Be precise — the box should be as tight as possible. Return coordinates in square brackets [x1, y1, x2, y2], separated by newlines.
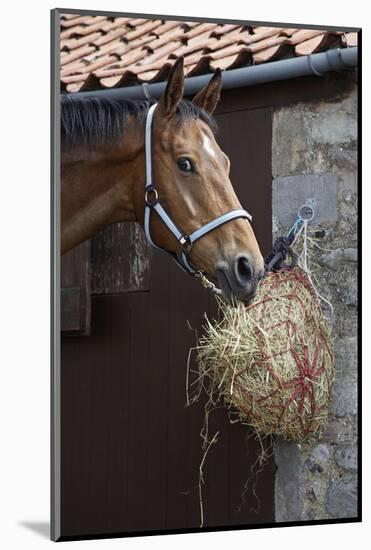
[145, 188, 159, 206]
[298, 203, 315, 222]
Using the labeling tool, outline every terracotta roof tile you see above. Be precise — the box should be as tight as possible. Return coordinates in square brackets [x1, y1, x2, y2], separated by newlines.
[62, 14, 81, 20]
[61, 32, 102, 51]
[124, 19, 163, 40]
[342, 32, 358, 47]
[210, 24, 243, 37]
[66, 79, 92, 93]
[114, 46, 149, 68]
[122, 33, 156, 51]
[252, 26, 284, 36]
[181, 21, 200, 28]
[87, 38, 128, 58]
[137, 70, 159, 81]
[145, 27, 187, 50]
[61, 54, 117, 79]
[127, 18, 149, 27]
[182, 22, 219, 39]
[60, 15, 106, 28]
[253, 43, 291, 64]
[287, 29, 325, 45]
[65, 19, 111, 37]
[244, 28, 284, 44]
[61, 44, 97, 67]
[99, 17, 132, 32]
[151, 20, 182, 36]
[206, 29, 250, 51]
[92, 26, 130, 47]
[246, 35, 288, 53]
[280, 28, 298, 37]
[210, 54, 241, 70]
[228, 50, 253, 69]
[207, 42, 251, 60]
[174, 31, 218, 57]
[121, 58, 176, 78]
[295, 33, 340, 56]
[140, 41, 181, 65]
[60, 26, 86, 40]
[185, 57, 212, 76]
[59, 14, 358, 93]
[99, 75, 126, 88]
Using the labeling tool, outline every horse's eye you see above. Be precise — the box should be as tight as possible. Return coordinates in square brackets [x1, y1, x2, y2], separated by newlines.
[177, 157, 194, 173]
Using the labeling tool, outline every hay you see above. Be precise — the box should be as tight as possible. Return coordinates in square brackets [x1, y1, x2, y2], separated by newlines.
[194, 267, 335, 442]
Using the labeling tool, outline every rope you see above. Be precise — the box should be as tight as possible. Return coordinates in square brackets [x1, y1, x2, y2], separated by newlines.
[295, 218, 334, 318]
[264, 205, 334, 317]
[264, 217, 302, 272]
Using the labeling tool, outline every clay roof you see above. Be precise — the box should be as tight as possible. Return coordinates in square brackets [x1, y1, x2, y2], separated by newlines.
[60, 14, 358, 93]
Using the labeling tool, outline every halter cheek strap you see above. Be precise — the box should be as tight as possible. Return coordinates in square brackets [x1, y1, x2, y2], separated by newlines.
[143, 103, 253, 287]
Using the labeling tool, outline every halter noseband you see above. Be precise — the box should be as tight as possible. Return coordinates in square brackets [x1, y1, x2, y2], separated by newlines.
[143, 103, 253, 292]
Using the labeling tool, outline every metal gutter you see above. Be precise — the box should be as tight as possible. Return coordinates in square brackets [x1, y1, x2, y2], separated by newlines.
[72, 47, 358, 100]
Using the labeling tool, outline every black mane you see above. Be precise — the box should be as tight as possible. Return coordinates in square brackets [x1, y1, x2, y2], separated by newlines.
[61, 94, 217, 149]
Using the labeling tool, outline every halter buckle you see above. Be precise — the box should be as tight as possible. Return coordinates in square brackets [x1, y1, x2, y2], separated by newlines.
[179, 234, 192, 253]
[145, 187, 159, 206]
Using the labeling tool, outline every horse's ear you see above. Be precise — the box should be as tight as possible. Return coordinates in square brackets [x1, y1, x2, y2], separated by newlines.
[192, 69, 222, 114]
[157, 57, 184, 120]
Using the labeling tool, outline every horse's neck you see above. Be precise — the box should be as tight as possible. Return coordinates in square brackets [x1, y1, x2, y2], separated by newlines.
[60, 140, 144, 255]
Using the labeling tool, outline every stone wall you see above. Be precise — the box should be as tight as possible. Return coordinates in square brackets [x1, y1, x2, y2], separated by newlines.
[271, 73, 358, 522]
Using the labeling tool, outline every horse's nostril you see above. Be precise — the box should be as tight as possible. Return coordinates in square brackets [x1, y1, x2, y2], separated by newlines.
[235, 255, 253, 285]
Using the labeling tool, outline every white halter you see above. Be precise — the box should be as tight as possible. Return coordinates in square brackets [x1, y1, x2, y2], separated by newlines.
[143, 103, 253, 291]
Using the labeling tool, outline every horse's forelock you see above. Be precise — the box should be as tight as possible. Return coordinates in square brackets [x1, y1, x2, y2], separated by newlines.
[174, 99, 218, 135]
[61, 95, 217, 150]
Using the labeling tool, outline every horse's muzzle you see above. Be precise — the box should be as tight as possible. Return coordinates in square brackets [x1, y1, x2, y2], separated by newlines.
[216, 254, 264, 305]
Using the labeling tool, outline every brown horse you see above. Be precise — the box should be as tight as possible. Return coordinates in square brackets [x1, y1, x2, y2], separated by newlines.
[61, 57, 264, 304]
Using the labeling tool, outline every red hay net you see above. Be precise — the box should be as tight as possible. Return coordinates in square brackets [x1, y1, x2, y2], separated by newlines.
[195, 267, 335, 442]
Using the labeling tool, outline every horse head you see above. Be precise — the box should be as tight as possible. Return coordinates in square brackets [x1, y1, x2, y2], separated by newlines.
[136, 57, 264, 304]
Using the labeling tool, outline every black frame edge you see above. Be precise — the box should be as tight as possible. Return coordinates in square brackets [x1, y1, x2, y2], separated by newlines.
[56, 7, 361, 33]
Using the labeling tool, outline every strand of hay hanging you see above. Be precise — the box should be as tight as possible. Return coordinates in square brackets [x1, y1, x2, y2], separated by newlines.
[194, 267, 335, 442]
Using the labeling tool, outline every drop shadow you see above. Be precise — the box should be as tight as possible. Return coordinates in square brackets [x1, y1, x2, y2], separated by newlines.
[18, 521, 50, 539]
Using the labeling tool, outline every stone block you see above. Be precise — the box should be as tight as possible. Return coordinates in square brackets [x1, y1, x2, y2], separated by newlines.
[323, 418, 357, 443]
[272, 173, 337, 226]
[311, 109, 357, 145]
[330, 337, 358, 417]
[311, 444, 330, 462]
[339, 285, 358, 307]
[274, 438, 303, 522]
[326, 479, 358, 518]
[339, 172, 358, 195]
[334, 445, 358, 471]
[320, 248, 358, 270]
[272, 89, 357, 177]
[305, 459, 324, 474]
[272, 108, 308, 176]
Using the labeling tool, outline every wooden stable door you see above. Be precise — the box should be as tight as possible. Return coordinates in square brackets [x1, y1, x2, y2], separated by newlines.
[60, 103, 273, 539]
